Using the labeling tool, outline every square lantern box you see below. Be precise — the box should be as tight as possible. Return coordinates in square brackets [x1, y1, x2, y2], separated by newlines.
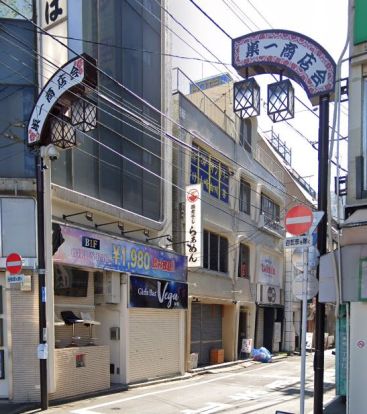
[233, 78, 260, 118]
[49, 115, 76, 149]
[267, 79, 295, 123]
[71, 97, 97, 132]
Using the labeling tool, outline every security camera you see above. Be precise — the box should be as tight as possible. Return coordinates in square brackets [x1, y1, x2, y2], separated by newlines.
[40, 144, 60, 161]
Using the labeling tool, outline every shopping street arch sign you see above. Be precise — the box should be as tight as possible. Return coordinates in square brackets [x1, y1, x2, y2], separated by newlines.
[232, 30, 336, 105]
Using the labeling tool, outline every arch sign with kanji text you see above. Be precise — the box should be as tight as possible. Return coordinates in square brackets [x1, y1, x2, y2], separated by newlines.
[232, 30, 336, 105]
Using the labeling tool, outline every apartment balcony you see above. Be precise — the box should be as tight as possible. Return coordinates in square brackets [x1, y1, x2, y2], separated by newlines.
[258, 213, 285, 238]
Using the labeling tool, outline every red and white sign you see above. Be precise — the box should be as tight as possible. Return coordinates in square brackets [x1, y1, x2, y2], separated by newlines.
[285, 205, 313, 236]
[6, 252, 23, 275]
[185, 184, 202, 268]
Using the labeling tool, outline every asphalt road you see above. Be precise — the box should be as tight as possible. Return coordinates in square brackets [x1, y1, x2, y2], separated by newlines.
[29, 350, 336, 414]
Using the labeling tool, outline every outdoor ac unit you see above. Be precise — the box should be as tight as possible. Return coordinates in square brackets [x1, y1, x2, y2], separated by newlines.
[94, 272, 121, 304]
[256, 284, 281, 305]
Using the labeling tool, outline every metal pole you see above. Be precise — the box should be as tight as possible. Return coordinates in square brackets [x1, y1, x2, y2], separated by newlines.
[36, 153, 48, 410]
[313, 94, 329, 413]
[300, 247, 309, 414]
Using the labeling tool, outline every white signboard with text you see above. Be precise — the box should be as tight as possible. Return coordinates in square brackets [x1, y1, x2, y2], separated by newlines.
[185, 184, 202, 268]
[258, 254, 281, 287]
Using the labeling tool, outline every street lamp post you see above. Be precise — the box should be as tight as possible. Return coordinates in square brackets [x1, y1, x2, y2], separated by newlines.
[232, 30, 336, 414]
[35, 152, 48, 410]
[27, 54, 97, 410]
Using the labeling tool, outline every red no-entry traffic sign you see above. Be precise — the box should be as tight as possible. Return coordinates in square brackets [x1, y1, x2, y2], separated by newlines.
[6, 252, 23, 275]
[285, 205, 313, 236]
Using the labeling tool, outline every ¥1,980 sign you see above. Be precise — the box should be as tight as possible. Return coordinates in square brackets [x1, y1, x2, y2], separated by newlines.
[53, 224, 187, 282]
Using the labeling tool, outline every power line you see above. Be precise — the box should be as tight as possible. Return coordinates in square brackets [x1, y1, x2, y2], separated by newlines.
[0, 1, 320, 212]
[188, 0, 233, 39]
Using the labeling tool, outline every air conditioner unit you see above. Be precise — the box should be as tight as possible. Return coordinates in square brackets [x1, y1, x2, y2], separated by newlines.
[256, 284, 281, 305]
[94, 272, 121, 304]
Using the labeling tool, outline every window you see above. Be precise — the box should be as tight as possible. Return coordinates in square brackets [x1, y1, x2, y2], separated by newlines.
[239, 180, 251, 214]
[203, 230, 228, 273]
[54, 265, 89, 297]
[52, 1, 162, 220]
[0, 20, 36, 178]
[240, 119, 252, 153]
[190, 144, 229, 203]
[238, 244, 250, 278]
[261, 194, 280, 222]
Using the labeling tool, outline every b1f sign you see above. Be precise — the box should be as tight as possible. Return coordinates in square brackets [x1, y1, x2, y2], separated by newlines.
[185, 184, 202, 268]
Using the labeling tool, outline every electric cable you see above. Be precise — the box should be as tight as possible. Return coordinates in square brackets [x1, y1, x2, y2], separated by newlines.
[0, 23, 308, 211]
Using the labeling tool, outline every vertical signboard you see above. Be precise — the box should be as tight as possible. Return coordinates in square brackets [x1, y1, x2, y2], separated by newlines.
[185, 184, 202, 268]
[336, 304, 347, 396]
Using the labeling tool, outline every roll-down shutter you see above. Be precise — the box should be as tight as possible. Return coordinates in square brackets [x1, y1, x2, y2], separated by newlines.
[128, 309, 182, 383]
[191, 303, 222, 366]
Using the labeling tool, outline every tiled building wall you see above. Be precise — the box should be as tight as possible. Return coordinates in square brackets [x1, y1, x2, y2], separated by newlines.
[50, 346, 110, 400]
[10, 276, 40, 402]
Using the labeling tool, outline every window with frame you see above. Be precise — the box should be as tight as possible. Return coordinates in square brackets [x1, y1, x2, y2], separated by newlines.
[239, 179, 251, 214]
[238, 244, 250, 278]
[203, 230, 228, 273]
[190, 144, 229, 203]
[52, 0, 162, 221]
[239, 118, 252, 153]
[261, 194, 280, 222]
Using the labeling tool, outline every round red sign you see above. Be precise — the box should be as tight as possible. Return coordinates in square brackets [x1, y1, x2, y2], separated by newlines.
[6, 252, 23, 275]
[285, 205, 313, 236]
[187, 188, 199, 203]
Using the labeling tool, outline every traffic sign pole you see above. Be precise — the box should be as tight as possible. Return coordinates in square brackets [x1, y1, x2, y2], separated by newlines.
[300, 247, 309, 414]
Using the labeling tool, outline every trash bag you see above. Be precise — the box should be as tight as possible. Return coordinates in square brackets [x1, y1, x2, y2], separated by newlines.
[251, 347, 272, 363]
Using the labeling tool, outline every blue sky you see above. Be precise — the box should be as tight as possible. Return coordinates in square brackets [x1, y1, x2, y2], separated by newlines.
[170, 0, 349, 193]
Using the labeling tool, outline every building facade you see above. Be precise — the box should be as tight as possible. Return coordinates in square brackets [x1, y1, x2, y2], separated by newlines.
[0, 0, 189, 403]
[172, 71, 288, 367]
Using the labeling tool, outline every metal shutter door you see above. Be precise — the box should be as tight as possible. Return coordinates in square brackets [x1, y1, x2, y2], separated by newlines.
[128, 309, 181, 383]
[255, 307, 264, 348]
[191, 304, 222, 366]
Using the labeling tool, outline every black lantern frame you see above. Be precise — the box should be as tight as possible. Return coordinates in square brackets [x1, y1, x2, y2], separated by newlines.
[71, 97, 97, 132]
[233, 78, 260, 118]
[49, 115, 76, 149]
[267, 79, 295, 123]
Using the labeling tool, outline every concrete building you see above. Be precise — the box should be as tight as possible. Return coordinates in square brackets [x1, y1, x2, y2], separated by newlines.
[319, 1, 367, 413]
[172, 70, 292, 366]
[0, 0, 188, 403]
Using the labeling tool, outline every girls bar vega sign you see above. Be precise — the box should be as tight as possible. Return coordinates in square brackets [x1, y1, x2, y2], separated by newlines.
[129, 275, 188, 309]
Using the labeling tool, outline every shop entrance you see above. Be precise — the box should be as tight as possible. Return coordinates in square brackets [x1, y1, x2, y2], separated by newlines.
[0, 282, 8, 397]
[237, 310, 248, 358]
[191, 303, 222, 366]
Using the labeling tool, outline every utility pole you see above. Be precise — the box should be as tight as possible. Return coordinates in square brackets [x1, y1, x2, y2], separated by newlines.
[36, 153, 48, 410]
[313, 94, 329, 414]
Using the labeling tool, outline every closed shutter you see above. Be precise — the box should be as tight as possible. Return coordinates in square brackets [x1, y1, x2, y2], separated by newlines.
[255, 307, 264, 348]
[191, 303, 222, 366]
[128, 309, 182, 383]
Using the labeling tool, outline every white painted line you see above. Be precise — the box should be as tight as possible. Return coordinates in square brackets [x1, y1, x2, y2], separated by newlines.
[286, 216, 312, 224]
[7, 260, 22, 266]
[71, 361, 289, 414]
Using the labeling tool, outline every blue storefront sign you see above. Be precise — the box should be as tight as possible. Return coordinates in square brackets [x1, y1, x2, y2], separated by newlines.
[53, 224, 187, 282]
[129, 275, 188, 310]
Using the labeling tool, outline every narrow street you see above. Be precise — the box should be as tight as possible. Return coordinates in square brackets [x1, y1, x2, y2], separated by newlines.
[36, 351, 336, 414]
